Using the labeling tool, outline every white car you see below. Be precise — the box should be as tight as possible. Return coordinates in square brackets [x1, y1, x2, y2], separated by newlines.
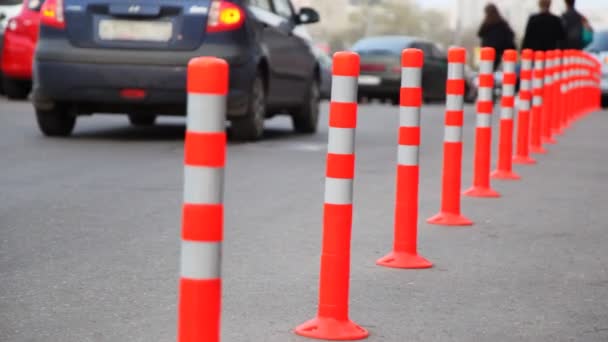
[0, 0, 23, 94]
[586, 30, 608, 108]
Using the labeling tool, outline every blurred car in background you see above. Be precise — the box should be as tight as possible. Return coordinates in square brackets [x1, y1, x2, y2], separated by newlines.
[312, 46, 331, 99]
[1, 0, 44, 99]
[0, 0, 23, 95]
[351, 35, 475, 104]
[586, 29, 608, 108]
[33, 0, 321, 140]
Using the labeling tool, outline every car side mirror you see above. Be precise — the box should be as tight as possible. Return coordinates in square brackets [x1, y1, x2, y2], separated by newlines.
[296, 7, 319, 25]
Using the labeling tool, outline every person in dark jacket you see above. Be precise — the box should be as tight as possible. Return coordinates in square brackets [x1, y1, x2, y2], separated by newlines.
[522, 0, 565, 51]
[561, 0, 593, 50]
[478, 3, 516, 70]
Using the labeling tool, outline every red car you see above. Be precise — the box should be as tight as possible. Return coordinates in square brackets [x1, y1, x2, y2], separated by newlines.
[1, 0, 43, 99]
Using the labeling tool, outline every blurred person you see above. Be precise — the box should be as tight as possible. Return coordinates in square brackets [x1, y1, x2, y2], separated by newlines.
[477, 3, 516, 70]
[561, 0, 593, 49]
[522, 0, 565, 51]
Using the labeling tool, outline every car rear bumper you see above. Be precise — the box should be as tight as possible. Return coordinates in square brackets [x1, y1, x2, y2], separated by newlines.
[33, 37, 257, 118]
[33, 58, 254, 118]
[358, 81, 400, 98]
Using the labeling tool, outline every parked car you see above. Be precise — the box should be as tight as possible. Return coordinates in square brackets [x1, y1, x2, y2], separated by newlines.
[351, 35, 476, 104]
[586, 29, 608, 108]
[0, 0, 23, 95]
[312, 46, 331, 99]
[1, 0, 44, 99]
[33, 0, 321, 140]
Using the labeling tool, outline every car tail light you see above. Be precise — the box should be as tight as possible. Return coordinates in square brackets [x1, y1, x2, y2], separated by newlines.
[207, 0, 245, 33]
[6, 18, 18, 32]
[391, 66, 401, 73]
[40, 0, 65, 29]
[121, 89, 147, 100]
[360, 63, 387, 72]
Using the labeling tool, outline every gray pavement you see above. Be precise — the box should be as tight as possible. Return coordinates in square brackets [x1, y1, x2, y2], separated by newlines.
[1, 97, 608, 342]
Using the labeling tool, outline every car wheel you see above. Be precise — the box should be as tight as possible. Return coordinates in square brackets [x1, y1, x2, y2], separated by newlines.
[292, 78, 320, 134]
[0, 72, 5, 95]
[128, 114, 156, 127]
[36, 104, 76, 137]
[231, 73, 266, 141]
[3, 77, 31, 100]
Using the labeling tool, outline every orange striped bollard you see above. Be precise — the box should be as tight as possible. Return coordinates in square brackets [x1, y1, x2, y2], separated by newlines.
[377, 49, 432, 269]
[427, 47, 473, 226]
[564, 50, 574, 128]
[557, 50, 569, 133]
[492, 49, 520, 180]
[552, 50, 563, 136]
[178, 57, 228, 342]
[295, 52, 368, 341]
[513, 49, 536, 165]
[530, 51, 547, 154]
[464, 47, 500, 197]
[541, 50, 557, 145]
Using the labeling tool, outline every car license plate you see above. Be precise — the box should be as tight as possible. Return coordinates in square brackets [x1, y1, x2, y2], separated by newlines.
[358, 75, 381, 86]
[98, 19, 173, 42]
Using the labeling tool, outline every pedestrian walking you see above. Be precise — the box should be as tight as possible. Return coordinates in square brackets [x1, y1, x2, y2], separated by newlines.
[561, 0, 593, 50]
[522, 0, 565, 51]
[477, 4, 516, 71]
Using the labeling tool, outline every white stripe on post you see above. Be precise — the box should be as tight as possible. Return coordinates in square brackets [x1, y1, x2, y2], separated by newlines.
[327, 128, 355, 154]
[444, 126, 462, 142]
[186, 94, 227, 133]
[478, 88, 493, 101]
[401, 67, 422, 88]
[446, 95, 464, 111]
[397, 145, 419, 166]
[476, 114, 491, 127]
[183, 166, 224, 204]
[180, 240, 222, 280]
[399, 106, 420, 127]
[448, 63, 464, 79]
[501, 107, 514, 120]
[331, 76, 358, 103]
[324, 178, 354, 205]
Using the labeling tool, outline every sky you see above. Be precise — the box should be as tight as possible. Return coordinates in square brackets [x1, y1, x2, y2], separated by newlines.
[417, 0, 607, 9]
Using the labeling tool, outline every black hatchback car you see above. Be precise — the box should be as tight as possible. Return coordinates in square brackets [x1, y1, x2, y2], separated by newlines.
[33, 0, 321, 140]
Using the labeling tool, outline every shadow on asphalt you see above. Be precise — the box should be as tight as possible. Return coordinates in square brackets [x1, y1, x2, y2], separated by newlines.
[69, 123, 307, 144]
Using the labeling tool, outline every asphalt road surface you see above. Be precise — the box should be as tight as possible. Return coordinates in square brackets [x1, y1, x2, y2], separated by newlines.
[2, 97, 608, 342]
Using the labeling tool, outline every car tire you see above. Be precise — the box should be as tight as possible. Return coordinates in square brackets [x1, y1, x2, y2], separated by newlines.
[292, 78, 320, 134]
[36, 104, 76, 137]
[128, 114, 156, 127]
[0, 72, 5, 95]
[231, 73, 266, 141]
[3, 77, 31, 100]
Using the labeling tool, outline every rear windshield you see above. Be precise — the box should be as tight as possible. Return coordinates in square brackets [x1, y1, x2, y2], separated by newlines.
[586, 31, 608, 52]
[352, 36, 412, 56]
[0, 0, 21, 5]
[27, 0, 44, 11]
